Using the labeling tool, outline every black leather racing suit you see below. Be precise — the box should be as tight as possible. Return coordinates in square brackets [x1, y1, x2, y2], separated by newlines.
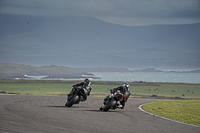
[110, 86, 130, 108]
[70, 81, 92, 100]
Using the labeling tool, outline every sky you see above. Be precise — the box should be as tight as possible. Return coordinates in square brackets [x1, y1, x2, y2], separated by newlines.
[0, 0, 200, 70]
[0, 0, 200, 26]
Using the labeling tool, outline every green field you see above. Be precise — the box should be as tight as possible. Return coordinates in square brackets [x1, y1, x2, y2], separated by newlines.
[142, 100, 200, 126]
[0, 80, 117, 96]
[131, 83, 200, 99]
[0, 80, 200, 99]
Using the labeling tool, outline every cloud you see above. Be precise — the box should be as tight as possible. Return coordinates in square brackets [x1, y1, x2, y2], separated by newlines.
[0, 0, 200, 26]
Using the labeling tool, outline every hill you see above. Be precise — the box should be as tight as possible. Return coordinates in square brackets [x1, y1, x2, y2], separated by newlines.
[74, 67, 200, 73]
[0, 63, 94, 79]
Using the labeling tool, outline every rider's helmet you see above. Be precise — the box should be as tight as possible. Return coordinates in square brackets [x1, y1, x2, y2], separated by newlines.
[123, 83, 129, 88]
[85, 78, 89, 82]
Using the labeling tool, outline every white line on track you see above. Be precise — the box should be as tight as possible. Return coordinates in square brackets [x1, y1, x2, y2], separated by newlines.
[138, 103, 200, 128]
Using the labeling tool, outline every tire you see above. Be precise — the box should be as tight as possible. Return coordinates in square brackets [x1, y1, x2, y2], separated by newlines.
[65, 94, 79, 107]
[103, 99, 116, 112]
[99, 107, 103, 111]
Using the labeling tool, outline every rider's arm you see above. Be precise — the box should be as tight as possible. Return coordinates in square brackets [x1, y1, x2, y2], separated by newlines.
[74, 82, 84, 86]
[110, 87, 119, 93]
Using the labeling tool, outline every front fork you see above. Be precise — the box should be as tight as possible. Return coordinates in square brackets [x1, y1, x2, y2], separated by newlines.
[100, 99, 109, 110]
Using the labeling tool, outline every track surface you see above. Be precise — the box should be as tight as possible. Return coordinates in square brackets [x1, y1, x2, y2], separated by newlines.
[0, 95, 199, 133]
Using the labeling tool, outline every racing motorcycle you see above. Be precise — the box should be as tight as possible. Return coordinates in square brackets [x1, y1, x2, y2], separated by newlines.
[65, 86, 86, 107]
[99, 90, 124, 111]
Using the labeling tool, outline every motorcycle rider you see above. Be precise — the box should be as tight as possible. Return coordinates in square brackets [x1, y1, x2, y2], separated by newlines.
[109, 83, 131, 109]
[68, 78, 92, 100]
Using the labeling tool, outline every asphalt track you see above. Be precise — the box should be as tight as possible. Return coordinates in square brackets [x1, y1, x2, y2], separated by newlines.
[0, 95, 199, 133]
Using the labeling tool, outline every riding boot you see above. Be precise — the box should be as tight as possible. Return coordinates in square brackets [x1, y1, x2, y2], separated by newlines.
[120, 101, 125, 109]
[83, 94, 87, 100]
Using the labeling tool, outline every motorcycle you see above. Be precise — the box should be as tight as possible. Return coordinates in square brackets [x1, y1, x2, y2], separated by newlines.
[99, 90, 124, 111]
[65, 86, 86, 107]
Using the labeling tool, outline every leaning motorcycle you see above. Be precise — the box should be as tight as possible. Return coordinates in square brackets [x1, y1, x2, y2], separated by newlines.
[65, 86, 86, 107]
[99, 90, 124, 111]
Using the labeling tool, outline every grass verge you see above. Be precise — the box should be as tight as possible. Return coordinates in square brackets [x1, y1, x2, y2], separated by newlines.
[142, 100, 200, 126]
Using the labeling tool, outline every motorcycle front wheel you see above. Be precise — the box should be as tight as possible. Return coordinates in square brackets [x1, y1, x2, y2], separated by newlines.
[103, 99, 116, 112]
[65, 94, 79, 107]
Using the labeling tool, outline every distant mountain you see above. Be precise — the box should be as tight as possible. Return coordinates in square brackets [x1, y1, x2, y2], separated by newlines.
[74, 67, 200, 73]
[74, 67, 130, 72]
[0, 14, 200, 69]
[0, 63, 94, 79]
[131, 67, 163, 72]
[0, 64, 199, 80]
